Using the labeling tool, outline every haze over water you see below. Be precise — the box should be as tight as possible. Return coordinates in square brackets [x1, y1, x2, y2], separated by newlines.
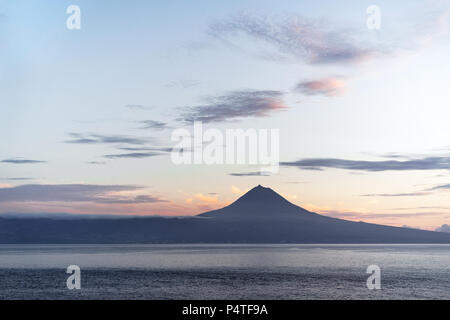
[0, 244, 448, 299]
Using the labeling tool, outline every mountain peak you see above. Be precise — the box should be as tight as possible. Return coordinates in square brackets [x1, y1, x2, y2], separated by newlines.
[235, 185, 288, 204]
[199, 185, 312, 219]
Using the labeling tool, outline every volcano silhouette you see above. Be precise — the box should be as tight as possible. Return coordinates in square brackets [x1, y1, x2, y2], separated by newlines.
[193, 185, 450, 242]
[1, 185, 450, 243]
[199, 185, 313, 220]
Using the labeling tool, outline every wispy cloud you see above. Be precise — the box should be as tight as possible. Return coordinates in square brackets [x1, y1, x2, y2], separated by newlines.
[85, 161, 107, 165]
[281, 156, 450, 172]
[360, 182, 450, 198]
[165, 80, 200, 89]
[414, 8, 450, 49]
[392, 206, 450, 211]
[104, 152, 163, 159]
[96, 195, 166, 204]
[295, 77, 347, 96]
[177, 90, 287, 123]
[361, 192, 430, 197]
[0, 184, 164, 204]
[321, 210, 447, 220]
[118, 147, 175, 153]
[105, 146, 185, 159]
[1, 158, 46, 164]
[428, 183, 450, 191]
[209, 13, 373, 65]
[229, 171, 272, 177]
[137, 120, 169, 130]
[231, 185, 246, 195]
[66, 133, 152, 145]
[125, 104, 153, 111]
[194, 193, 218, 204]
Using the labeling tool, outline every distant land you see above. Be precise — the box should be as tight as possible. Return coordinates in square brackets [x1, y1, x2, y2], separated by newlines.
[1, 185, 449, 243]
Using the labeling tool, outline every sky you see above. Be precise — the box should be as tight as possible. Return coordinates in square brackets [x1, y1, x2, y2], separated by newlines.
[0, 0, 449, 231]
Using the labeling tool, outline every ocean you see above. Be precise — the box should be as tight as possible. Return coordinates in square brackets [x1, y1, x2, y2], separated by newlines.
[0, 244, 448, 299]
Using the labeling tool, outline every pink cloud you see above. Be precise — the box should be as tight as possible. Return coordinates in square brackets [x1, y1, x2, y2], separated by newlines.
[295, 77, 347, 97]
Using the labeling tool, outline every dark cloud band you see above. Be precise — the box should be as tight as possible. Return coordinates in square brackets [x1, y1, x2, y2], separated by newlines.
[281, 157, 450, 172]
[66, 133, 152, 145]
[0, 184, 164, 204]
[1, 159, 46, 164]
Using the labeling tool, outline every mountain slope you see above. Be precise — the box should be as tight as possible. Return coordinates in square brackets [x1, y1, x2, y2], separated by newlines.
[199, 185, 314, 220]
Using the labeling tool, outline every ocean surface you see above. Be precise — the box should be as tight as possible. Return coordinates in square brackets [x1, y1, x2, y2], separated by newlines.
[0, 244, 448, 300]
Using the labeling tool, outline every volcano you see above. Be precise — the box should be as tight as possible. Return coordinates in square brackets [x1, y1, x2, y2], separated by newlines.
[199, 185, 312, 220]
[1, 185, 450, 243]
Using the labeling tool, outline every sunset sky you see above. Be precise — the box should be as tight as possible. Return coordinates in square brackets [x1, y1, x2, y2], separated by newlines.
[1, 0, 449, 231]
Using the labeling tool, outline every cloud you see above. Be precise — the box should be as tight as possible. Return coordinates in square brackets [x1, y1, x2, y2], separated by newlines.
[165, 80, 200, 89]
[1, 177, 36, 181]
[66, 133, 152, 145]
[177, 90, 287, 123]
[0, 184, 164, 204]
[104, 152, 163, 159]
[361, 192, 430, 197]
[281, 156, 450, 172]
[118, 147, 174, 152]
[105, 146, 187, 159]
[428, 184, 450, 191]
[85, 161, 107, 165]
[435, 224, 450, 233]
[95, 195, 165, 204]
[209, 13, 372, 65]
[125, 104, 153, 111]
[231, 186, 245, 195]
[1, 158, 46, 164]
[392, 206, 450, 211]
[359, 182, 450, 198]
[229, 171, 272, 177]
[138, 120, 169, 130]
[321, 210, 447, 220]
[414, 8, 450, 49]
[295, 78, 347, 96]
[194, 193, 218, 204]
